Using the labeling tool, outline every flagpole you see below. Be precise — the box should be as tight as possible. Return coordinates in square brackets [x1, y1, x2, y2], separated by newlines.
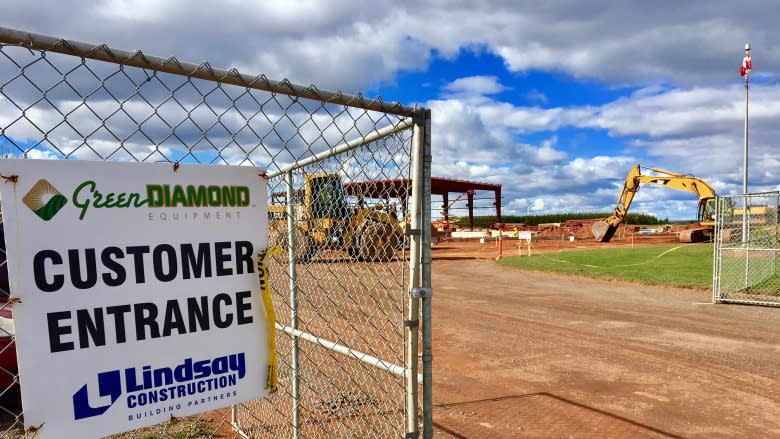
[743, 66, 749, 195]
[742, 42, 751, 195]
[742, 43, 750, 274]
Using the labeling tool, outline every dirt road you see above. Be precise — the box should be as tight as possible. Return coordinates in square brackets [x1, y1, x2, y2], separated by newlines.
[430, 252, 780, 438]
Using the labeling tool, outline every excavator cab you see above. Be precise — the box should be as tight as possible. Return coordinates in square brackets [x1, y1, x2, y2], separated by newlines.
[699, 197, 717, 224]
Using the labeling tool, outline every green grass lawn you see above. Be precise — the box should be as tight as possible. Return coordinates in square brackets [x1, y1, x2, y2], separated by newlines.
[498, 243, 714, 289]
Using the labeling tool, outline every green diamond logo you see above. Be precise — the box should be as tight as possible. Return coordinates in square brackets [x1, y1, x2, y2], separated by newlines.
[23, 179, 68, 221]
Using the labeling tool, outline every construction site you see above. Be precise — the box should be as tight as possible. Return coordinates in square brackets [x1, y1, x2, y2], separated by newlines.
[428, 163, 724, 248]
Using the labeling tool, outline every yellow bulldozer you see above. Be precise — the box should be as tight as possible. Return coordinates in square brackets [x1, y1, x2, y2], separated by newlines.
[268, 172, 404, 262]
[592, 165, 717, 243]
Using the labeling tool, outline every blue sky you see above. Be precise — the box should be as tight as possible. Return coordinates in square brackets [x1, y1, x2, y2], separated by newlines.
[3, 0, 780, 220]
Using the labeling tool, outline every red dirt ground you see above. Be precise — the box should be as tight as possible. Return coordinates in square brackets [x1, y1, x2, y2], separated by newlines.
[429, 236, 780, 438]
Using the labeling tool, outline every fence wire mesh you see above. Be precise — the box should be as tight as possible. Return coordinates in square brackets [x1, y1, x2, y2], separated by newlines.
[0, 27, 428, 439]
[713, 192, 780, 306]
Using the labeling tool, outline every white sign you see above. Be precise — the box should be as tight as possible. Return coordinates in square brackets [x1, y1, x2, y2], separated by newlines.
[0, 159, 273, 438]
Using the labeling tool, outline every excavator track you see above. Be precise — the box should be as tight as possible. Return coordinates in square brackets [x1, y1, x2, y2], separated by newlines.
[678, 227, 714, 243]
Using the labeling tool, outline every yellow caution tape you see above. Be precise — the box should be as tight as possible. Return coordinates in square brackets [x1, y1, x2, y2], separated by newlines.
[540, 244, 690, 269]
[257, 246, 281, 391]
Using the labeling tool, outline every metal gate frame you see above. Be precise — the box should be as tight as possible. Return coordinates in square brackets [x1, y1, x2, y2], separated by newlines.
[0, 26, 433, 439]
[713, 191, 780, 306]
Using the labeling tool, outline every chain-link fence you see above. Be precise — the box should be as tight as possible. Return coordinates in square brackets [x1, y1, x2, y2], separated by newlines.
[713, 192, 780, 306]
[0, 26, 432, 438]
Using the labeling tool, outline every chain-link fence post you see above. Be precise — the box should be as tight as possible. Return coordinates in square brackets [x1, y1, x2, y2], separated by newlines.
[420, 109, 434, 439]
[286, 170, 301, 439]
[405, 111, 427, 439]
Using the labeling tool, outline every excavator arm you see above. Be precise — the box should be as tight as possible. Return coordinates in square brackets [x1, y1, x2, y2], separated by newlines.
[593, 165, 717, 242]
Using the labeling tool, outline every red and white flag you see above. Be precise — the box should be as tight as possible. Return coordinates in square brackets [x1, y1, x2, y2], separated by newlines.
[741, 53, 752, 78]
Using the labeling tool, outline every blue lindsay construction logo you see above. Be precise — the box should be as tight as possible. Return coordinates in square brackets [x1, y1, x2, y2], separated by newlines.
[72, 353, 245, 420]
[73, 370, 122, 420]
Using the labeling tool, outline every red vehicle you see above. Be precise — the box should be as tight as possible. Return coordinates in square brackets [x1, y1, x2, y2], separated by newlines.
[0, 222, 18, 395]
[0, 301, 15, 390]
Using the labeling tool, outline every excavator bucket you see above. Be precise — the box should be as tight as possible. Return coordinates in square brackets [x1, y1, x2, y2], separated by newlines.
[592, 220, 618, 242]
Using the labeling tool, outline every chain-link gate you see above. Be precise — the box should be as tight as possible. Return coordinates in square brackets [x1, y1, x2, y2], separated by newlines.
[0, 26, 433, 438]
[713, 192, 780, 306]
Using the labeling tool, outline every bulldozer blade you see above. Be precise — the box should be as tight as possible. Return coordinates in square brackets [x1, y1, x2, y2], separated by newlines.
[678, 227, 713, 243]
[592, 220, 618, 242]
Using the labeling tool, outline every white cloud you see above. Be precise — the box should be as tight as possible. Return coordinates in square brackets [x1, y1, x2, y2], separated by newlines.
[7, 0, 780, 91]
[514, 138, 567, 166]
[428, 99, 514, 164]
[24, 149, 59, 160]
[530, 199, 545, 211]
[427, 77, 780, 218]
[526, 89, 548, 105]
[95, 0, 185, 22]
[424, 79, 779, 219]
[442, 76, 506, 98]
[6, 1, 780, 220]
[237, 22, 431, 91]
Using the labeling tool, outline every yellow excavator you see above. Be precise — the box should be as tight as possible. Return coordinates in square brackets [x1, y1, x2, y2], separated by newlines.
[592, 165, 717, 243]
